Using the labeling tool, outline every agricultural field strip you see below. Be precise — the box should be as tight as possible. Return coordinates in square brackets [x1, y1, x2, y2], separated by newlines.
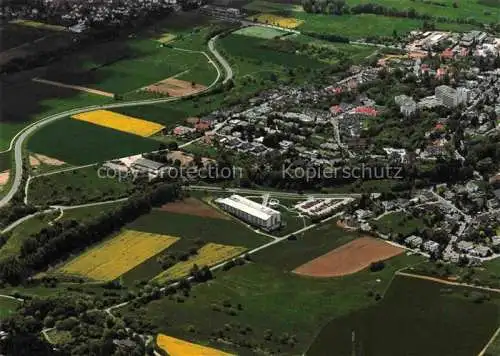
[153, 243, 247, 282]
[157, 333, 234, 356]
[59, 230, 180, 281]
[0, 32, 231, 209]
[72, 110, 166, 137]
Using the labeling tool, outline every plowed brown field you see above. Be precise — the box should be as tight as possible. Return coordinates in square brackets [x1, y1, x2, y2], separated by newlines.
[159, 197, 229, 219]
[293, 237, 404, 277]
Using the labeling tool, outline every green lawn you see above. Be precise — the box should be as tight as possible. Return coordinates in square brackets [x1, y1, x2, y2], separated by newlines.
[60, 201, 126, 222]
[28, 166, 134, 206]
[0, 212, 59, 262]
[45, 329, 73, 345]
[27, 118, 162, 165]
[307, 275, 500, 356]
[371, 211, 427, 237]
[0, 297, 21, 320]
[290, 34, 376, 62]
[219, 33, 327, 69]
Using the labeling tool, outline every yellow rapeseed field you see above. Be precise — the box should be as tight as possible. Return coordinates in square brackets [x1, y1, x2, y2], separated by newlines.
[153, 243, 246, 283]
[59, 230, 179, 281]
[251, 13, 303, 29]
[72, 110, 165, 137]
[156, 334, 234, 356]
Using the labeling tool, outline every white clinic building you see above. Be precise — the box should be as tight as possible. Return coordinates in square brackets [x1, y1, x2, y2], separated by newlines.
[215, 195, 282, 231]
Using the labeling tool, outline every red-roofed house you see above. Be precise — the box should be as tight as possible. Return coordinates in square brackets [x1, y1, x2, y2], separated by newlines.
[440, 48, 454, 60]
[330, 105, 343, 115]
[195, 120, 212, 132]
[354, 106, 378, 117]
[436, 67, 447, 79]
[435, 123, 445, 131]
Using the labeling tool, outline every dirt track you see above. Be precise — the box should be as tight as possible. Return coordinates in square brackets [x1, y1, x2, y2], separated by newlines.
[33, 78, 115, 98]
[396, 271, 500, 293]
[293, 237, 404, 277]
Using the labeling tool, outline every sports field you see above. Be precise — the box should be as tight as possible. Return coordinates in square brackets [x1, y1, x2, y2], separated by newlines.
[157, 334, 233, 356]
[72, 110, 165, 137]
[59, 230, 179, 281]
[233, 26, 288, 39]
[153, 243, 247, 283]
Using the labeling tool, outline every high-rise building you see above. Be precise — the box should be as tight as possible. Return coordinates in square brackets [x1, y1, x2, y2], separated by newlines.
[435, 85, 458, 108]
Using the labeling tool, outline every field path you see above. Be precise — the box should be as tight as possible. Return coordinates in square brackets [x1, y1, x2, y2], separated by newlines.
[478, 326, 500, 356]
[0, 32, 232, 209]
[32, 78, 115, 98]
[396, 271, 500, 293]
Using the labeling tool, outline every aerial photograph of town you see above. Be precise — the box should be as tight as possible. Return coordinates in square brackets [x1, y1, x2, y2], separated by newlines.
[0, 0, 499, 355]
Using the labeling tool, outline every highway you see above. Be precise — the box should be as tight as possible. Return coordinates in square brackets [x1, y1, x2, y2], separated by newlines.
[0, 33, 233, 209]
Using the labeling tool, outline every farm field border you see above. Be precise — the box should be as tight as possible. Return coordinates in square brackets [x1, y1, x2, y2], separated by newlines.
[0, 32, 231, 208]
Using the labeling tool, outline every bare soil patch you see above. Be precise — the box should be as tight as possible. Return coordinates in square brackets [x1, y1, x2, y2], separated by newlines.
[159, 197, 229, 220]
[30, 153, 66, 167]
[35, 153, 66, 166]
[0, 170, 10, 186]
[143, 77, 207, 97]
[293, 237, 404, 277]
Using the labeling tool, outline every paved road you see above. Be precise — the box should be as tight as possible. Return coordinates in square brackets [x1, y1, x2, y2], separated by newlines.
[0, 34, 233, 209]
[208, 34, 233, 84]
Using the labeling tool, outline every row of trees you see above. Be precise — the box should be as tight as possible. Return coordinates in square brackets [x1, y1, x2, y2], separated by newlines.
[0, 183, 181, 285]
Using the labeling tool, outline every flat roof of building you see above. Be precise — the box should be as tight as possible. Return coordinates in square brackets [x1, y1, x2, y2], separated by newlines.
[215, 195, 280, 221]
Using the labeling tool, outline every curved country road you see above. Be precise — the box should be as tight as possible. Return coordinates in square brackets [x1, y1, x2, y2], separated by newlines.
[208, 34, 233, 84]
[0, 34, 233, 208]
